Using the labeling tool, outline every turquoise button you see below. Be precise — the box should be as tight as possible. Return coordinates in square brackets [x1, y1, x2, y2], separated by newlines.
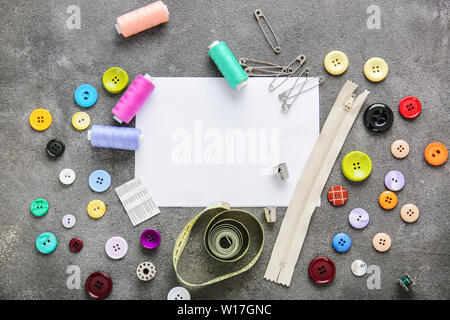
[36, 232, 58, 254]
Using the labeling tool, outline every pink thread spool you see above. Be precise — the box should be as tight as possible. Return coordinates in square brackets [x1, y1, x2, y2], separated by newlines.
[116, 1, 169, 38]
[112, 74, 155, 124]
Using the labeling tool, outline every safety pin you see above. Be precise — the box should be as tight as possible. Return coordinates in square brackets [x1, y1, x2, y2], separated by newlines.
[254, 9, 281, 54]
[245, 67, 293, 77]
[280, 68, 311, 112]
[239, 57, 285, 69]
[268, 54, 306, 91]
[278, 76, 324, 101]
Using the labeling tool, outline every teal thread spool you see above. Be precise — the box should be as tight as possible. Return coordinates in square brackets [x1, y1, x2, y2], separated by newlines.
[398, 274, 415, 291]
[208, 41, 248, 90]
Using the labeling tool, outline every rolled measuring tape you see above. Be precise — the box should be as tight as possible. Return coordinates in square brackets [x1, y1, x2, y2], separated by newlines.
[173, 202, 264, 287]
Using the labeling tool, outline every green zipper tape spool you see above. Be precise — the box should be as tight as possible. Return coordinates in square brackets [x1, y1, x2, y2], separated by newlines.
[173, 202, 264, 287]
[208, 41, 249, 90]
[398, 274, 415, 291]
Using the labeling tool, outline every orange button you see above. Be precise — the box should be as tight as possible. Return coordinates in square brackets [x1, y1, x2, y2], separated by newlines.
[378, 191, 398, 210]
[424, 142, 448, 166]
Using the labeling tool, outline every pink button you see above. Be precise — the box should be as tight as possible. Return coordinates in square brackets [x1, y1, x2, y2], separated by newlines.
[105, 236, 128, 260]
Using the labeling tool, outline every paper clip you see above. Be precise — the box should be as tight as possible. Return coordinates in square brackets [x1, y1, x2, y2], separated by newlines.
[254, 9, 281, 54]
[280, 68, 311, 112]
[245, 67, 292, 77]
[268, 54, 306, 91]
[278, 76, 324, 101]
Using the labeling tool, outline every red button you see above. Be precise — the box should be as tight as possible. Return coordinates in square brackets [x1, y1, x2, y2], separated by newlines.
[327, 185, 348, 206]
[85, 272, 113, 299]
[308, 257, 336, 284]
[69, 238, 83, 252]
[399, 96, 421, 119]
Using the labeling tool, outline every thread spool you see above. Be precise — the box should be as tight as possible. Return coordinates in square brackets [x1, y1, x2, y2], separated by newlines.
[88, 125, 143, 151]
[398, 274, 415, 292]
[208, 41, 248, 90]
[116, 1, 169, 37]
[112, 74, 155, 124]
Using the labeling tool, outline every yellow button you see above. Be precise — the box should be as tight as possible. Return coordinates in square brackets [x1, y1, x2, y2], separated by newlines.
[87, 200, 106, 219]
[102, 67, 129, 94]
[323, 51, 348, 75]
[378, 190, 398, 210]
[29, 108, 52, 131]
[364, 57, 388, 82]
[72, 112, 91, 131]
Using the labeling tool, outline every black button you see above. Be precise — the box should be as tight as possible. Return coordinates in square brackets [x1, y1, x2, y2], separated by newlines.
[363, 103, 394, 132]
[46, 139, 65, 158]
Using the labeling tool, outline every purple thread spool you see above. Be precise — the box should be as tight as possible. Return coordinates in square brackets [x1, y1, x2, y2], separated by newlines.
[88, 125, 143, 150]
[112, 74, 155, 124]
[140, 229, 161, 249]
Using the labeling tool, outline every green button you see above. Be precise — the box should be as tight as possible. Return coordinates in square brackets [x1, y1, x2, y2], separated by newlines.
[342, 151, 372, 181]
[35, 232, 57, 254]
[102, 67, 129, 94]
[30, 198, 49, 217]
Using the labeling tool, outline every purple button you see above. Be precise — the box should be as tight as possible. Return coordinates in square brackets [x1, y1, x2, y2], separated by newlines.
[140, 229, 161, 249]
[348, 208, 369, 229]
[384, 170, 405, 191]
[105, 236, 128, 259]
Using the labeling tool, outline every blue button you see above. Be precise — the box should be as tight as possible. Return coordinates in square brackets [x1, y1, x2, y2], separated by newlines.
[74, 84, 98, 108]
[36, 232, 58, 254]
[88, 169, 111, 192]
[332, 233, 351, 253]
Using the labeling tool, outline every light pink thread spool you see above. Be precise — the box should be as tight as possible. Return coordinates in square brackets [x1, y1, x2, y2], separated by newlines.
[116, 1, 169, 37]
[112, 74, 155, 124]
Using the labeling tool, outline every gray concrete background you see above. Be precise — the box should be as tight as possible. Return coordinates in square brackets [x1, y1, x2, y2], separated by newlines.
[0, 0, 448, 300]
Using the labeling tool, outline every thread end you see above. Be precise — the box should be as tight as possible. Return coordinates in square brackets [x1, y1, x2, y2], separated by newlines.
[115, 23, 121, 34]
[143, 74, 154, 83]
[236, 80, 248, 90]
[87, 130, 91, 141]
[208, 40, 220, 50]
[113, 115, 123, 124]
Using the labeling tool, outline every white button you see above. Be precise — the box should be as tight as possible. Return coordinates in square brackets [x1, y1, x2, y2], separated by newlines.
[62, 214, 76, 229]
[105, 236, 128, 260]
[59, 168, 76, 185]
[167, 286, 190, 300]
[351, 259, 367, 276]
[136, 262, 156, 281]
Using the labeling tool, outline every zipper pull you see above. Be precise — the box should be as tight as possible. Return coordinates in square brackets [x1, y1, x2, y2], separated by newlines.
[344, 94, 356, 111]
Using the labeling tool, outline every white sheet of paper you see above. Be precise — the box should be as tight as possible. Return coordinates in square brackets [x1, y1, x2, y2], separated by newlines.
[136, 77, 319, 207]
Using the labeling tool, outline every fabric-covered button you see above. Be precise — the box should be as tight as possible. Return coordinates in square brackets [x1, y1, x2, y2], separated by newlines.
[323, 51, 349, 75]
[364, 57, 388, 82]
[378, 191, 398, 210]
[332, 233, 351, 253]
[400, 204, 420, 223]
[363, 103, 394, 133]
[341, 151, 372, 181]
[399, 96, 421, 119]
[424, 142, 448, 166]
[36, 232, 57, 254]
[168, 287, 191, 300]
[102, 67, 129, 94]
[85, 271, 113, 299]
[46, 139, 65, 158]
[384, 170, 405, 191]
[372, 232, 391, 252]
[327, 185, 348, 206]
[62, 214, 76, 229]
[74, 84, 97, 108]
[136, 262, 156, 281]
[88, 170, 111, 193]
[348, 208, 369, 229]
[72, 111, 91, 130]
[105, 236, 128, 260]
[59, 168, 76, 185]
[87, 200, 106, 219]
[351, 260, 367, 277]
[391, 140, 410, 159]
[140, 229, 161, 249]
[29, 108, 52, 131]
[69, 238, 83, 252]
[308, 257, 336, 284]
[30, 198, 49, 217]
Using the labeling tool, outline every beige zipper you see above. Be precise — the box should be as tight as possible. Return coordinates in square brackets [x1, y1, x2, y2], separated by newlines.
[264, 80, 369, 286]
